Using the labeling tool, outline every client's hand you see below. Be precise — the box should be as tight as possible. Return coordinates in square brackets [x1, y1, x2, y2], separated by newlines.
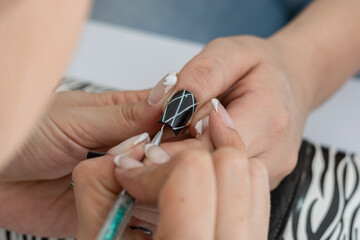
[150, 36, 310, 189]
[0, 90, 165, 237]
[73, 108, 270, 239]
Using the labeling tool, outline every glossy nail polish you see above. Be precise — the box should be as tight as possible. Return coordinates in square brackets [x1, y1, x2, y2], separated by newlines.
[159, 89, 197, 135]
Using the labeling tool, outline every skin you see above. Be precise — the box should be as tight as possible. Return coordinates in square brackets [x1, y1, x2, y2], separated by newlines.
[157, 0, 360, 188]
[73, 111, 270, 240]
[0, 0, 91, 166]
[0, 90, 162, 237]
[0, 0, 359, 238]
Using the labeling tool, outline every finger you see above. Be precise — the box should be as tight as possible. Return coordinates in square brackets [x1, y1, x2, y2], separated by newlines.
[143, 144, 170, 166]
[154, 150, 216, 240]
[53, 89, 151, 108]
[51, 97, 164, 150]
[132, 206, 159, 226]
[212, 147, 251, 239]
[249, 160, 270, 240]
[159, 37, 260, 122]
[93, 89, 152, 106]
[159, 134, 213, 157]
[208, 99, 245, 150]
[224, 70, 298, 188]
[73, 155, 151, 240]
[108, 132, 150, 160]
[73, 155, 120, 239]
[74, 131, 151, 240]
[115, 149, 213, 206]
[115, 150, 217, 239]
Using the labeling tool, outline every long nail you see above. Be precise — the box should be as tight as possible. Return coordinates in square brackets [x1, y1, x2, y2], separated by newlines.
[108, 133, 150, 155]
[114, 156, 144, 169]
[145, 144, 170, 164]
[194, 115, 209, 138]
[148, 72, 178, 105]
[211, 98, 236, 129]
[159, 89, 197, 135]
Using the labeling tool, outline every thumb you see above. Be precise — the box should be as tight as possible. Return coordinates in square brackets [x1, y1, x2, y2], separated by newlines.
[72, 155, 120, 239]
[53, 97, 163, 150]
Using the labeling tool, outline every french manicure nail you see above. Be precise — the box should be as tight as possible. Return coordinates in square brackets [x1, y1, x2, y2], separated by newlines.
[159, 89, 197, 135]
[211, 98, 236, 129]
[144, 144, 170, 164]
[211, 98, 220, 113]
[114, 155, 144, 169]
[108, 133, 150, 155]
[148, 72, 178, 105]
[194, 115, 209, 138]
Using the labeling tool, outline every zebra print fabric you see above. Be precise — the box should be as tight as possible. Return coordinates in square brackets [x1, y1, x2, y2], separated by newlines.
[270, 141, 360, 239]
[282, 144, 360, 239]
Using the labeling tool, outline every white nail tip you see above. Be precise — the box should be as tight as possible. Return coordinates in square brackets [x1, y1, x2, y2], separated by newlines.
[163, 72, 178, 94]
[211, 98, 220, 113]
[195, 119, 203, 138]
[113, 155, 124, 167]
[145, 143, 156, 156]
[134, 133, 150, 145]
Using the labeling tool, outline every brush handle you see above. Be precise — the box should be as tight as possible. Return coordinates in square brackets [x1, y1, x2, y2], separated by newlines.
[95, 190, 135, 240]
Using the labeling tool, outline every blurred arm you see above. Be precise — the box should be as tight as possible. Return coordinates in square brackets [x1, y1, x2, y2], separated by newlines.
[0, 0, 90, 164]
[270, 0, 360, 112]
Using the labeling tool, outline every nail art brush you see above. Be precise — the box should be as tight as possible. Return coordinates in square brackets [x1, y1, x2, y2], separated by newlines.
[95, 125, 164, 240]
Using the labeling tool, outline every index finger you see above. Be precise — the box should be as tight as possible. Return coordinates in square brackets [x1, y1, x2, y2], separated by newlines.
[165, 37, 260, 113]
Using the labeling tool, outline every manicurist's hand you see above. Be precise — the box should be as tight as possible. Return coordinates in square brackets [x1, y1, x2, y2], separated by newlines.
[0, 90, 165, 237]
[74, 107, 270, 240]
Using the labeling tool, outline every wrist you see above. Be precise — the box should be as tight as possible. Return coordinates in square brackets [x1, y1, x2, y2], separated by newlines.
[267, 32, 326, 114]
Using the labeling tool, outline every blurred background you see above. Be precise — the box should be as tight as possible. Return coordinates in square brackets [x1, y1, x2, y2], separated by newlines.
[66, 0, 360, 154]
[90, 0, 311, 43]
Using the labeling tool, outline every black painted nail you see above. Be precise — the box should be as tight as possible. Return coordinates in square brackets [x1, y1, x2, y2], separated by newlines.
[159, 89, 197, 135]
[129, 226, 152, 235]
[87, 151, 106, 159]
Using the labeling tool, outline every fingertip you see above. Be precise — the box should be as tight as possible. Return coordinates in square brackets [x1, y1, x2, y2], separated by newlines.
[209, 110, 245, 149]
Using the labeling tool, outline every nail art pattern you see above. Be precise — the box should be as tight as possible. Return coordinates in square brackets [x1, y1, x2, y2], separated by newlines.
[159, 89, 197, 135]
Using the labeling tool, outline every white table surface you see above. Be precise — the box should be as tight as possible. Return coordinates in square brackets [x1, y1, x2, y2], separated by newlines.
[66, 20, 360, 154]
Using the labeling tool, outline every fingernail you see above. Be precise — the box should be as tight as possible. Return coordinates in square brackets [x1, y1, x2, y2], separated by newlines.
[148, 72, 178, 105]
[159, 89, 197, 135]
[144, 144, 170, 164]
[114, 155, 144, 169]
[108, 133, 150, 155]
[194, 115, 209, 138]
[211, 98, 236, 129]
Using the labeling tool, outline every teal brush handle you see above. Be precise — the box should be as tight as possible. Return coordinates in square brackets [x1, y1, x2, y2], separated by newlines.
[96, 190, 135, 240]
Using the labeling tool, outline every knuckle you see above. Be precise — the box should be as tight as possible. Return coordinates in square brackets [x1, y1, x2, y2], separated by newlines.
[174, 149, 213, 178]
[213, 147, 249, 173]
[181, 55, 228, 101]
[117, 103, 138, 128]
